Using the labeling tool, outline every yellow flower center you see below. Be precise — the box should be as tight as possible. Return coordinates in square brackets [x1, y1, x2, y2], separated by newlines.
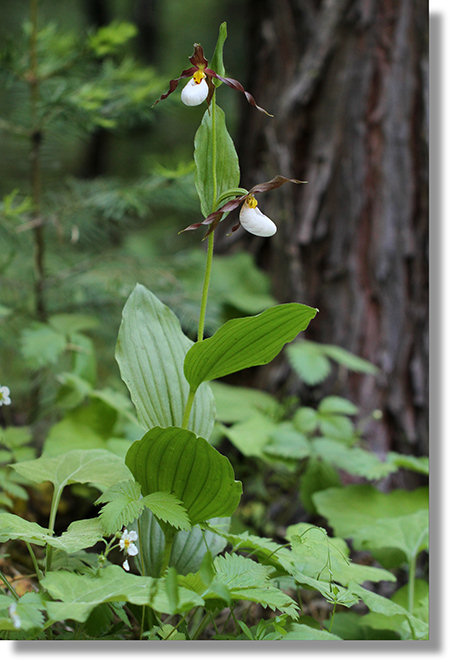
[193, 69, 206, 84]
[246, 194, 258, 209]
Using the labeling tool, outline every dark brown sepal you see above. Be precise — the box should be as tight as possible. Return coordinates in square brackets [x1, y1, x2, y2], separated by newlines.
[206, 71, 273, 117]
[248, 175, 307, 194]
[189, 44, 208, 69]
[152, 67, 197, 107]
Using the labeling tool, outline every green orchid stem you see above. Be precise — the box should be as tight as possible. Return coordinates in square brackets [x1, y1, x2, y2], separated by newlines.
[45, 486, 63, 573]
[197, 230, 214, 342]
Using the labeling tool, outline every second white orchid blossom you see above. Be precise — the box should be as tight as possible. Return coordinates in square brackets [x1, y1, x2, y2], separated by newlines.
[239, 194, 277, 237]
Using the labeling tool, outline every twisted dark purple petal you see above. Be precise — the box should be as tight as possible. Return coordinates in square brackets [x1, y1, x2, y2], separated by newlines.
[205, 70, 273, 117]
[152, 66, 197, 107]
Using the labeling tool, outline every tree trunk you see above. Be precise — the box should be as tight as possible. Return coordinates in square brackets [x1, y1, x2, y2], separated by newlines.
[233, 0, 428, 455]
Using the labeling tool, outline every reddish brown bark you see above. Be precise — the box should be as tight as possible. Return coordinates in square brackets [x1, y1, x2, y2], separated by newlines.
[232, 0, 428, 455]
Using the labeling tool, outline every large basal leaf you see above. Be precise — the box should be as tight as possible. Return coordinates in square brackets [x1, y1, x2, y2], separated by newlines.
[352, 510, 429, 562]
[115, 284, 214, 439]
[184, 303, 318, 390]
[42, 565, 203, 623]
[11, 448, 132, 495]
[125, 426, 242, 525]
[313, 485, 429, 542]
[194, 103, 240, 217]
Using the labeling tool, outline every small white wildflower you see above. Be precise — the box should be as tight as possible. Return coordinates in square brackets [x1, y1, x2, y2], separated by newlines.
[119, 529, 139, 557]
[0, 385, 11, 407]
[9, 603, 21, 629]
[122, 559, 130, 572]
[239, 195, 277, 237]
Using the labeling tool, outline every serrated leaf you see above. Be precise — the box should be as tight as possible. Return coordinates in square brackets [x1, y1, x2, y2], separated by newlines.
[184, 304, 317, 390]
[313, 438, 397, 480]
[116, 284, 214, 438]
[266, 422, 311, 459]
[387, 452, 429, 475]
[97, 480, 144, 534]
[286, 342, 331, 385]
[194, 104, 239, 217]
[126, 426, 242, 525]
[48, 313, 99, 335]
[214, 553, 298, 618]
[20, 322, 67, 369]
[221, 414, 277, 459]
[142, 492, 190, 531]
[318, 396, 358, 416]
[321, 344, 378, 374]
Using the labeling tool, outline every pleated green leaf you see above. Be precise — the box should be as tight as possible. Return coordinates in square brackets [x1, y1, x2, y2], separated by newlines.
[194, 104, 240, 217]
[115, 284, 215, 438]
[184, 303, 318, 390]
[125, 426, 242, 525]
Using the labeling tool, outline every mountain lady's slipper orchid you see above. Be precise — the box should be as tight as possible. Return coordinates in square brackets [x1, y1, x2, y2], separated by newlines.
[182, 176, 306, 238]
[154, 44, 272, 115]
[239, 195, 277, 237]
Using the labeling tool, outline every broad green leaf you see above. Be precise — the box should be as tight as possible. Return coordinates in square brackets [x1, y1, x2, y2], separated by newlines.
[349, 582, 428, 640]
[316, 413, 355, 441]
[323, 611, 400, 640]
[184, 303, 318, 390]
[126, 426, 242, 525]
[352, 510, 429, 562]
[194, 104, 239, 217]
[115, 284, 214, 439]
[312, 438, 397, 480]
[42, 565, 203, 623]
[210, 381, 279, 423]
[209, 22, 227, 80]
[292, 407, 318, 434]
[313, 485, 429, 541]
[0, 513, 53, 546]
[12, 448, 132, 494]
[0, 514, 103, 553]
[282, 624, 341, 640]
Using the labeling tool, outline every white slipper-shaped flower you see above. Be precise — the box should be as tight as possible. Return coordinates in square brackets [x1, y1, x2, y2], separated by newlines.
[239, 195, 277, 237]
[180, 70, 209, 106]
[0, 385, 11, 406]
